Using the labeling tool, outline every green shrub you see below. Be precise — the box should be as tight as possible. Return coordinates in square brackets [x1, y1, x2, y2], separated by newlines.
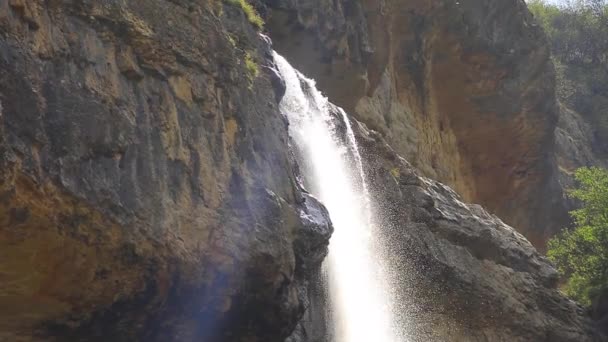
[548, 167, 608, 306]
[227, 34, 237, 48]
[225, 0, 264, 29]
[527, 0, 562, 37]
[244, 51, 259, 83]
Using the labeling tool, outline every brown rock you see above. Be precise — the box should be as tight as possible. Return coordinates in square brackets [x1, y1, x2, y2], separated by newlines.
[116, 45, 144, 80]
[263, 0, 568, 249]
[0, 0, 331, 341]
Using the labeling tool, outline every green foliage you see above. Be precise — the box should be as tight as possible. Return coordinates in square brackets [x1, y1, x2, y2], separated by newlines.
[528, 0, 608, 65]
[225, 0, 264, 29]
[548, 167, 608, 306]
[528, 0, 608, 154]
[390, 167, 401, 179]
[244, 51, 259, 84]
[527, 0, 562, 37]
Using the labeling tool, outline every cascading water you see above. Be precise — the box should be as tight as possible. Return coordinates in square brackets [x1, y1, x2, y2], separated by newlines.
[274, 52, 404, 342]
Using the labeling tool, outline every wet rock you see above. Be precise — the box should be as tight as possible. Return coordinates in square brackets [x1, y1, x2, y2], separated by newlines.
[352, 119, 604, 341]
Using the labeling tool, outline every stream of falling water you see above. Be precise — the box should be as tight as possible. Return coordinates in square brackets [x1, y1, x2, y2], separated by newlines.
[274, 52, 402, 342]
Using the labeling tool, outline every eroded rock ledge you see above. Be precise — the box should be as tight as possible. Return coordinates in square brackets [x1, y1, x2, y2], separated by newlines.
[354, 118, 603, 341]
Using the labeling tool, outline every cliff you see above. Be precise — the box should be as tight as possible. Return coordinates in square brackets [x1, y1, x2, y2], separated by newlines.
[262, 0, 570, 248]
[287, 102, 603, 341]
[553, 62, 608, 214]
[0, 1, 331, 340]
[355, 117, 599, 341]
[0, 0, 605, 341]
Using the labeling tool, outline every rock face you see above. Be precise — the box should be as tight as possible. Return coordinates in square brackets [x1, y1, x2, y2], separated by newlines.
[1, 0, 606, 341]
[0, 0, 332, 341]
[284, 100, 603, 341]
[552, 63, 608, 217]
[352, 119, 603, 341]
[261, 0, 569, 248]
[554, 104, 606, 209]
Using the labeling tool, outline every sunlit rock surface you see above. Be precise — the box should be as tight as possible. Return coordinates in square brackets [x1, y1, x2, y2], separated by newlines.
[353, 119, 604, 342]
[0, 0, 332, 340]
[279, 84, 605, 341]
[262, 0, 570, 248]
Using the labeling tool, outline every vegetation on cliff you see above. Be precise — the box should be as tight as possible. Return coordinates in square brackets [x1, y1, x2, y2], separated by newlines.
[529, 0, 608, 308]
[244, 51, 260, 83]
[528, 0, 608, 154]
[225, 0, 264, 29]
[528, 0, 607, 65]
[549, 167, 608, 306]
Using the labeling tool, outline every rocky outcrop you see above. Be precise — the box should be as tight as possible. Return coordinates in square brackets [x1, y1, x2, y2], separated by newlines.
[0, 0, 332, 341]
[552, 61, 608, 216]
[282, 98, 604, 340]
[554, 104, 606, 209]
[261, 0, 569, 248]
[353, 118, 603, 341]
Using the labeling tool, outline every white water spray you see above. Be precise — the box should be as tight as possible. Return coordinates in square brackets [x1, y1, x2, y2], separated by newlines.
[274, 52, 402, 342]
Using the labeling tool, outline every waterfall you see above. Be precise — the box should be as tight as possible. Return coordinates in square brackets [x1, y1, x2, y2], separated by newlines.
[274, 52, 403, 342]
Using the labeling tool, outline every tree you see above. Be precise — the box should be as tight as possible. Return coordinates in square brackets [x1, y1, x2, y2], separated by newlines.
[528, 0, 607, 65]
[528, 0, 608, 155]
[548, 167, 608, 306]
